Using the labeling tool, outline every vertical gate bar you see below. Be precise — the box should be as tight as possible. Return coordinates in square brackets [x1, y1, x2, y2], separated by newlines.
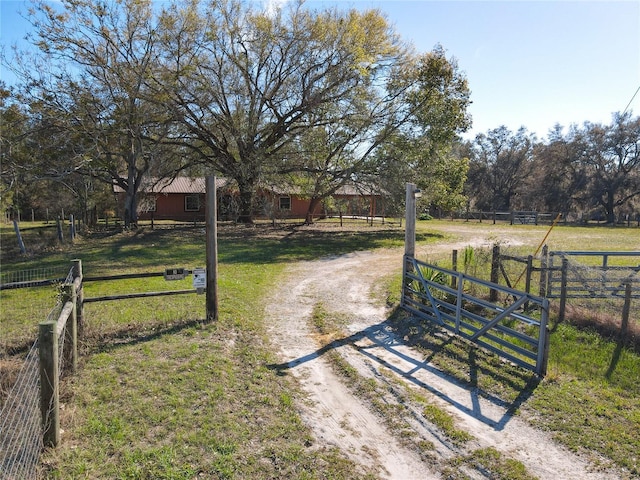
[401, 255, 409, 307]
[455, 272, 464, 333]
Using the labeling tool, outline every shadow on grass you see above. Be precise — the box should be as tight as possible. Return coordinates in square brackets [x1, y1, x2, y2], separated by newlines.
[1, 224, 444, 275]
[268, 307, 540, 431]
[83, 317, 208, 356]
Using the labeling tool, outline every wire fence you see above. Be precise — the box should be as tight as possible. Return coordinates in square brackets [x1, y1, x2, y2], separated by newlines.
[0, 267, 67, 287]
[0, 267, 72, 479]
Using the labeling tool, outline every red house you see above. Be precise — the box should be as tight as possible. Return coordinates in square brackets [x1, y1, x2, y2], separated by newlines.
[114, 177, 386, 222]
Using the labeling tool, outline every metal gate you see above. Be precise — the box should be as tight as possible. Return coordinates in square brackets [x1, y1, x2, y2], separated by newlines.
[401, 255, 550, 376]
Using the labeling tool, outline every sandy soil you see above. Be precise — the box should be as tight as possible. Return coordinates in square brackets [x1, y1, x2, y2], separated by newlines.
[265, 228, 625, 479]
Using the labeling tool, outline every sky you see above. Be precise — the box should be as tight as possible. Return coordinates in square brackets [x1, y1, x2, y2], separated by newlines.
[1, 0, 639, 140]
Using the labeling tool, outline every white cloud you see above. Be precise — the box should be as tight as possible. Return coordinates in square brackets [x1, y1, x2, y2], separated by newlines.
[262, 0, 289, 17]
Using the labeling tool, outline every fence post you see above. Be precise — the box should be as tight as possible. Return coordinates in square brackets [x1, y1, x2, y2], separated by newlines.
[206, 175, 219, 322]
[12, 219, 26, 254]
[558, 257, 569, 323]
[490, 244, 500, 301]
[539, 245, 548, 297]
[524, 255, 533, 311]
[537, 298, 550, 376]
[64, 264, 80, 374]
[451, 249, 458, 290]
[56, 216, 64, 243]
[621, 282, 632, 340]
[404, 183, 418, 258]
[73, 259, 84, 339]
[39, 320, 60, 447]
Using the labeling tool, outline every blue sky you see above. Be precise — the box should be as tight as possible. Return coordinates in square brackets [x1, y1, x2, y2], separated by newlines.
[2, 0, 639, 140]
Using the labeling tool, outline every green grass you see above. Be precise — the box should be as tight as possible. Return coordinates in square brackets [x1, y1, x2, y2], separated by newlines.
[399, 220, 640, 476]
[2, 219, 639, 478]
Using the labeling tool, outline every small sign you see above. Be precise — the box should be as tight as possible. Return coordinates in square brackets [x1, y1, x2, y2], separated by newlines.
[192, 268, 206, 291]
[164, 268, 186, 281]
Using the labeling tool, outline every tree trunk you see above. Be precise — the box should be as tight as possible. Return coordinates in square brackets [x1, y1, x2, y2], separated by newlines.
[124, 167, 139, 228]
[305, 197, 322, 224]
[123, 192, 138, 228]
[604, 191, 616, 224]
[236, 182, 255, 224]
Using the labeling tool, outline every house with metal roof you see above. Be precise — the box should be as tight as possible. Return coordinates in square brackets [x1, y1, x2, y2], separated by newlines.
[114, 177, 386, 222]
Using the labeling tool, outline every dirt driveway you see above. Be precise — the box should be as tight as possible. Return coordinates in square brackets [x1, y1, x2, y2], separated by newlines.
[265, 228, 623, 479]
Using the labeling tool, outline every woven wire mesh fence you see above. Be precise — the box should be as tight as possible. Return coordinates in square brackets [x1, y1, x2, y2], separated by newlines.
[0, 267, 68, 287]
[0, 268, 72, 479]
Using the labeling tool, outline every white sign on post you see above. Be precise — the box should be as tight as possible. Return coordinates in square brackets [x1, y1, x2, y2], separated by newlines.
[192, 268, 206, 294]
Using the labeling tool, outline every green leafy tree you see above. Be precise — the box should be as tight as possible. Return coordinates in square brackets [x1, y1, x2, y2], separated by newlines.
[467, 126, 535, 211]
[377, 46, 472, 215]
[572, 112, 640, 223]
[153, 0, 406, 222]
[6, 0, 179, 227]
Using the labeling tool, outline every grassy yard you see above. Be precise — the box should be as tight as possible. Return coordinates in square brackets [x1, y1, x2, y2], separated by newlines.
[1, 219, 639, 478]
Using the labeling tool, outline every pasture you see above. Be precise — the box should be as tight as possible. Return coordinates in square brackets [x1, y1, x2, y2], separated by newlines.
[0, 219, 638, 478]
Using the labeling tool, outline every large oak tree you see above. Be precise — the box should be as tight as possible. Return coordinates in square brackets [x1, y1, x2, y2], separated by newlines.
[152, 0, 408, 222]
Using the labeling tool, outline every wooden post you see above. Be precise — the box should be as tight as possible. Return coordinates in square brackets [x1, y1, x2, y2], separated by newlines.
[538, 298, 550, 377]
[404, 183, 417, 258]
[558, 257, 569, 323]
[39, 320, 60, 447]
[69, 214, 75, 242]
[62, 281, 78, 373]
[13, 219, 26, 254]
[524, 255, 533, 311]
[490, 244, 500, 301]
[451, 249, 458, 289]
[73, 259, 84, 338]
[539, 244, 548, 297]
[56, 216, 64, 243]
[621, 282, 632, 340]
[206, 175, 219, 322]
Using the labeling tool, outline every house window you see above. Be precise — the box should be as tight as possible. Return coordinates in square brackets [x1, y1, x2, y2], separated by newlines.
[185, 194, 200, 211]
[279, 196, 291, 210]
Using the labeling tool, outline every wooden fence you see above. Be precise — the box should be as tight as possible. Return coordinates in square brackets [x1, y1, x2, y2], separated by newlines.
[38, 260, 83, 447]
[0, 259, 206, 476]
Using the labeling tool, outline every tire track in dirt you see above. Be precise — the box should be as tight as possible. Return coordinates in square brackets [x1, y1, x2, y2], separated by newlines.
[265, 232, 625, 479]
